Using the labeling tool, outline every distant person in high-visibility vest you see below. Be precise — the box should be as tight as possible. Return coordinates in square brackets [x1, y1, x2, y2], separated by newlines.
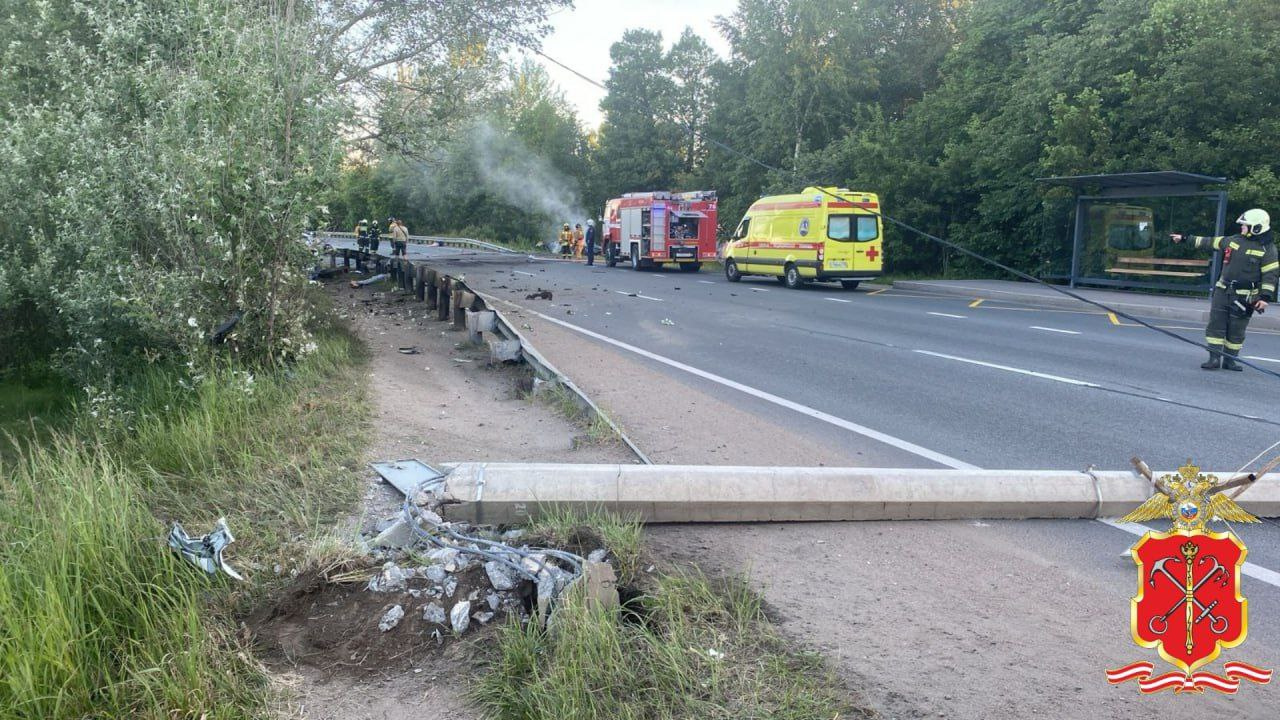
[390, 217, 408, 257]
[355, 218, 369, 252]
[559, 223, 573, 258]
[573, 223, 585, 259]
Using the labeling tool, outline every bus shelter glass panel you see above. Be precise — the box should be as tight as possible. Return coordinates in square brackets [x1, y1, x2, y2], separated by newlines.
[1076, 195, 1221, 292]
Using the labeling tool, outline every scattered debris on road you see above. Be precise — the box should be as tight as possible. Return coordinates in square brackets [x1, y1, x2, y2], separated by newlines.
[525, 289, 553, 300]
[661, 318, 675, 326]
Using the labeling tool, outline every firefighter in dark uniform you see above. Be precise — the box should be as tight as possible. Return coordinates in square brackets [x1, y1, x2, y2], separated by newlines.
[1172, 209, 1279, 370]
[355, 218, 369, 252]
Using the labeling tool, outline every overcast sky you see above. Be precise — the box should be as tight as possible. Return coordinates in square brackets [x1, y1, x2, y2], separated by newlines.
[521, 0, 739, 129]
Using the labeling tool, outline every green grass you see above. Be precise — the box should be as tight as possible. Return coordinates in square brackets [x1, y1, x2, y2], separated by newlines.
[528, 380, 624, 449]
[475, 509, 869, 720]
[0, 328, 370, 719]
[474, 568, 867, 720]
[0, 375, 75, 462]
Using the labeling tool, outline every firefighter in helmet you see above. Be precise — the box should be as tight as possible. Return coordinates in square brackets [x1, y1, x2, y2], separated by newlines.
[355, 218, 369, 252]
[368, 219, 381, 254]
[560, 223, 573, 258]
[1172, 209, 1279, 370]
[573, 223, 585, 259]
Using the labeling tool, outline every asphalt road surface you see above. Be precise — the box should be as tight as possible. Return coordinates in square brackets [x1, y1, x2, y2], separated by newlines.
[335, 244, 1280, 716]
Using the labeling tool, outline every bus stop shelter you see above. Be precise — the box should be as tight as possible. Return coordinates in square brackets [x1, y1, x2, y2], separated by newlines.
[1038, 171, 1228, 293]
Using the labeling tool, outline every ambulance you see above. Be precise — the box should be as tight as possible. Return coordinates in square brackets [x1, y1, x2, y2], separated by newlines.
[602, 190, 718, 271]
[723, 187, 883, 289]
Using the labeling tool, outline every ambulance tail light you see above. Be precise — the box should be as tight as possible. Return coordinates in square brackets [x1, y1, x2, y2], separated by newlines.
[817, 248, 824, 262]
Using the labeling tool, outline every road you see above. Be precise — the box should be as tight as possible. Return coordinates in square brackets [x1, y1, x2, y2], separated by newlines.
[343, 245, 1280, 716]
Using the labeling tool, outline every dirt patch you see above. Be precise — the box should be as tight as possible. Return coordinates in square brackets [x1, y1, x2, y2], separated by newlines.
[252, 566, 518, 678]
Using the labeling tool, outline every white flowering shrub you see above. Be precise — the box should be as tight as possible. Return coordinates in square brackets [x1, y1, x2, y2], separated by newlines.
[0, 0, 346, 386]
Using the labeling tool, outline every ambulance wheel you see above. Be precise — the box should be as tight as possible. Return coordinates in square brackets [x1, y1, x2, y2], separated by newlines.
[606, 245, 618, 267]
[630, 246, 641, 270]
[784, 263, 803, 289]
[725, 259, 742, 282]
[840, 280, 860, 290]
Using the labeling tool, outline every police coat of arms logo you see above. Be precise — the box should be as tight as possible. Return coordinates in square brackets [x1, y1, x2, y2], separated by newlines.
[1106, 461, 1273, 693]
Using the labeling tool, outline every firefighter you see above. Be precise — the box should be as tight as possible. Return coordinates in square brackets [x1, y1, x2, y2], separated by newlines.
[355, 218, 369, 252]
[1172, 209, 1279, 370]
[573, 223, 585, 259]
[559, 223, 573, 258]
[585, 220, 597, 266]
[368, 219, 381, 254]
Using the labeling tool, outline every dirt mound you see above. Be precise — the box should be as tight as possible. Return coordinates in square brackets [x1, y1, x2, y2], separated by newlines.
[252, 566, 526, 678]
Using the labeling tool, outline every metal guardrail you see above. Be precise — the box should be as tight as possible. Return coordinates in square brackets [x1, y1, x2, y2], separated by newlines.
[315, 231, 518, 255]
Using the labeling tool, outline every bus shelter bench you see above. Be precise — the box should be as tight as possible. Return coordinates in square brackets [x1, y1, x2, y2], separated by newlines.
[1106, 256, 1209, 279]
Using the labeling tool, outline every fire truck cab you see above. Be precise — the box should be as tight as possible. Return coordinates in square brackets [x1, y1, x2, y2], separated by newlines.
[603, 190, 718, 271]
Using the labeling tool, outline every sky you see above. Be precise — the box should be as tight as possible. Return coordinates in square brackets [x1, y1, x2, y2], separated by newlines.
[522, 0, 740, 129]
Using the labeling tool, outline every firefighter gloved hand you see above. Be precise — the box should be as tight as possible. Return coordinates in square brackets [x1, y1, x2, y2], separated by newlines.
[1169, 233, 1185, 244]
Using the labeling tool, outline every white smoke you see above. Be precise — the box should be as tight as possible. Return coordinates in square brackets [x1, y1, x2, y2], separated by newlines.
[467, 121, 587, 249]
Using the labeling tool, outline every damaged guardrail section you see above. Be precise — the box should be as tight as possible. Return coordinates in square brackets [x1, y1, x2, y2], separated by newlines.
[432, 464, 1280, 525]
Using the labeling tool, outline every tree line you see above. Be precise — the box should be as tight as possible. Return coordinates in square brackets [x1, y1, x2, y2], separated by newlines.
[341, 0, 1280, 277]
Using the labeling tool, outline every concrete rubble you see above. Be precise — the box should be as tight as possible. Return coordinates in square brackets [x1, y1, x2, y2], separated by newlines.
[356, 458, 609, 642]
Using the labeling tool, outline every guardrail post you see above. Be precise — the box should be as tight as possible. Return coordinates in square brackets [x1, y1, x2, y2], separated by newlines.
[329, 251, 336, 269]
[342, 249, 350, 270]
[402, 261, 413, 291]
[437, 278, 451, 320]
[415, 266, 426, 301]
[425, 269, 438, 310]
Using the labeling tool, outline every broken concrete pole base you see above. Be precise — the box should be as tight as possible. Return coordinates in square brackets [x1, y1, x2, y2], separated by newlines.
[581, 560, 619, 611]
[484, 560, 518, 591]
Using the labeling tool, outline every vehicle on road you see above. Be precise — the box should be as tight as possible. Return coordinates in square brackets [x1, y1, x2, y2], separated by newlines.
[602, 190, 718, 271]
[722, 186, 883, 289]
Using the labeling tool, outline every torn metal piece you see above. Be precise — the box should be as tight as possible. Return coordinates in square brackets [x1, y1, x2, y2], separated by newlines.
[371, 459, 445, 498]
[167, 517, 243, 580]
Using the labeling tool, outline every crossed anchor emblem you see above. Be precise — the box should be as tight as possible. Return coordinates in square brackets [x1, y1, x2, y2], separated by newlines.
[1146, 541, 1231, 651]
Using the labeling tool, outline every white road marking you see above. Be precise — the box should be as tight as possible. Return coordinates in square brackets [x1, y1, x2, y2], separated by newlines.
[1097, 519, 1280, 590]
[615, 290, 663, 302]
[513, 270, 536, 276]
[653, 274, 666, 278]
[489, 297, 978, 470]
[927, 311, 967, 319]
[698, 280, 715, 284]
[1245, 355, 1280, 364]
[1031, 326, 1081, 335]
[825, 297, 853, 303]
[751, 287, 770, 292]
[914, 350, 1099, 387]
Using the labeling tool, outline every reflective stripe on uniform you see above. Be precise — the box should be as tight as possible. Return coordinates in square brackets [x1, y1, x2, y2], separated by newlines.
[1225, 341, 1244, 351]
[1229, 241, 1241, 250]
[1206, 336, 1226, 345]
[1263, 283, 1277, 292]
[1235, 287, 1256, 295]
[1263, 262, 1280, 273]
[1247, 248, 1267, 257]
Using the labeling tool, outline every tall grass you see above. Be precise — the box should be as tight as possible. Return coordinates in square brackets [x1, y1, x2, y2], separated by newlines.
[0, 440, 265, 719]
[0, 328, 369, 718]
[477, 510, 868, 719]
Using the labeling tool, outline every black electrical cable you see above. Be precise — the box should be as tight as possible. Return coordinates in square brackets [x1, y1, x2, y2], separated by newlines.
[468, 13, 1280, 385]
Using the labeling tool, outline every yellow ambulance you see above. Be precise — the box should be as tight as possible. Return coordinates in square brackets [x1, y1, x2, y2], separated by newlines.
[723, 186, 883, 289]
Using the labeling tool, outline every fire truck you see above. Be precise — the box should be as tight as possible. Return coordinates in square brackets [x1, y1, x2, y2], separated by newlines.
[602, 190, 718, 271]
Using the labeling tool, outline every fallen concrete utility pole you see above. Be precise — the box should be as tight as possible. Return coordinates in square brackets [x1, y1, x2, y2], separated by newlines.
[436, 463, 1280, 525]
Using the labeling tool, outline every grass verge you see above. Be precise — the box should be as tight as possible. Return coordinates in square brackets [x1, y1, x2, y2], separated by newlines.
[475, 510, 871, 720]
[0, 326, 370, 719]
[527, 379, 624, 448]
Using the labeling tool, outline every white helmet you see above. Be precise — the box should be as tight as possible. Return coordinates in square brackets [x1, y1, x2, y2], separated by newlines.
[1237, 208, 1270, 236]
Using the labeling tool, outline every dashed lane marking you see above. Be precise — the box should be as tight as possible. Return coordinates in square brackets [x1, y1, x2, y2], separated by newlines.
[927, 311, 967, 319]
[825, 297, 853, 304]
[914, 350, 1099, 387]
[1031, 326, 1081, 335]
[513, 270, 536, 276]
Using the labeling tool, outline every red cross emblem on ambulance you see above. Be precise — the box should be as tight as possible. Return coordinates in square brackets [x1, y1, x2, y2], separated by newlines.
[865, 246, 879, 262]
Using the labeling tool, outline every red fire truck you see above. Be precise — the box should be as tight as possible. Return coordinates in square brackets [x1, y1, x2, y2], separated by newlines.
[602, 190, 718, 271]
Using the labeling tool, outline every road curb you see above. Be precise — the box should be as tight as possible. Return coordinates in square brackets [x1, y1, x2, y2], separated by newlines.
[437, 463, 1280, 525]
[892, 281, 1280, 331]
